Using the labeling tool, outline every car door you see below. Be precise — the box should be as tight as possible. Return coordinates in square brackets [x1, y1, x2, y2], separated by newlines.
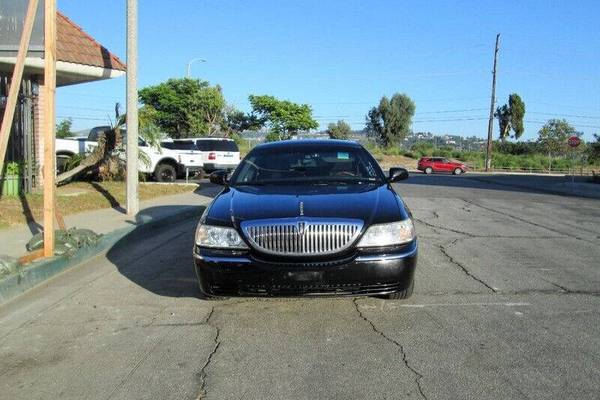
[431, 158, 445, 172]
[439, 158, 453, 172]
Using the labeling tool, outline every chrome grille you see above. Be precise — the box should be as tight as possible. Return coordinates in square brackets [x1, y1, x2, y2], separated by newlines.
[241, 218, 363, 256]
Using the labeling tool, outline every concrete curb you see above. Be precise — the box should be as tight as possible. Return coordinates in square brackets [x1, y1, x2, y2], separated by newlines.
[0, 205, 204, 305]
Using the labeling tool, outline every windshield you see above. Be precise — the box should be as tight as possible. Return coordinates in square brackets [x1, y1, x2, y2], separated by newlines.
[230, 145, 384, 186]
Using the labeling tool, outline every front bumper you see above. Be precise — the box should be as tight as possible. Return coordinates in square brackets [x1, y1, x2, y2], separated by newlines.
[193, 241, 417, 297]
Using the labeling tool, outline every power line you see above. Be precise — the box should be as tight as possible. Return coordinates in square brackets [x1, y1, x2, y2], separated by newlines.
[57, 115, 110, 121]
[417, 108, 488, 114]
[57, 105, 114, 113]
[524, 119, 600, 129]
[527, 111, 600, 120]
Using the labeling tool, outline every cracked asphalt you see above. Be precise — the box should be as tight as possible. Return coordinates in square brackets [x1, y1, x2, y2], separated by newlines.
[0, 174, 599, 399]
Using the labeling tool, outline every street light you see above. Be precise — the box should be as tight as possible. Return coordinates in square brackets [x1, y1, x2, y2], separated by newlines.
[186, 58, 206, 77]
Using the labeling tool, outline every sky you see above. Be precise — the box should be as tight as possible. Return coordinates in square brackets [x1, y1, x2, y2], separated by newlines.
[57, 0, 600, 141]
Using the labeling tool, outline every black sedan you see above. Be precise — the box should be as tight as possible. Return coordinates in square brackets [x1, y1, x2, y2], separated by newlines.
[194, 140, 417, 299]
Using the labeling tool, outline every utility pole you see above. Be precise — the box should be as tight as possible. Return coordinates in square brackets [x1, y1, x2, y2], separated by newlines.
[126, 0, 139, 216]
[485, 34, 500, 172]
[43, 0, 57, 257]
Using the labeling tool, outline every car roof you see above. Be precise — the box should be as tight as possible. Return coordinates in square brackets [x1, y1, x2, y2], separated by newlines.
[191, 137, 234, 141]
[255, 139, 362, 150]
[162, 137, 235, 142]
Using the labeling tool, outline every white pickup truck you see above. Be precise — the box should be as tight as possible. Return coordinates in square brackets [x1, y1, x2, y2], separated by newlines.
[56, 126, 203, 182]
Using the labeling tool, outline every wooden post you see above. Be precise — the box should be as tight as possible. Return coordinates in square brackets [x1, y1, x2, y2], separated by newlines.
[0, 0, 39, 175]
[43, 0, 57, 257]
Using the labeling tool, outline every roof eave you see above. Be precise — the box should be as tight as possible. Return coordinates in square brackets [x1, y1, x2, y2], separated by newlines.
[0, 57, 125, 86]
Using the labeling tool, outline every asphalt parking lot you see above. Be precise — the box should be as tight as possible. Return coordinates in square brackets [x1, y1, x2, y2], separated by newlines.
[1, 174, 599, 399]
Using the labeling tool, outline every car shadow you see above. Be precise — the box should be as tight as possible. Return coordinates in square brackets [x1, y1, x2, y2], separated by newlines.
[395, 172, 599, 198]
[105, 183, 222, 298]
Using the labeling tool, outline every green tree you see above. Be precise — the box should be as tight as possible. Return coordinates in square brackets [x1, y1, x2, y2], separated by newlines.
[587, 134, 600, 163]
[138, 78, 225, 138]
[326, 120, 352, 140]
[495, 93, 526, 140]
[537, 119, 578, 170]
[248, 95, 318, 141]
[222, 105, 264, 136]
[56, 118, 73, 138]
[365, 93, 415, 147]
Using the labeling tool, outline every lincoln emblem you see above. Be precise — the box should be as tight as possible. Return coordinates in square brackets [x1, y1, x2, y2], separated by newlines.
[299, 201, 304, 216]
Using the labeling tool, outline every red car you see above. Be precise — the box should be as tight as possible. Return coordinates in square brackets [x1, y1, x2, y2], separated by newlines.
[417, 157, 467, 175]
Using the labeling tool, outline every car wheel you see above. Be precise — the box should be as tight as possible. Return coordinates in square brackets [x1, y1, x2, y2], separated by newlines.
[424, 167, 433, 175]
[453, 168, 463, 175]
[155, 163, 176, 182]
[383, 280, 414, 300]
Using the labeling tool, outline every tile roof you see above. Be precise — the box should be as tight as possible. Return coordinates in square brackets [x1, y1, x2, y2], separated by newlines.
[56, 12, 126, 71]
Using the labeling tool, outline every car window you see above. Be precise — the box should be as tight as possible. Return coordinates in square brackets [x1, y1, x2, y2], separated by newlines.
[169, 141, 197, 151]
[195, 140, 239, 152]
[230, 145, 384, 185]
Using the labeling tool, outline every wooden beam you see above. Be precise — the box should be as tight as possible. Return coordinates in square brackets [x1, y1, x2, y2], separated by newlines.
[18, 249, 45, 266]
[43, 0, 56, 258]
[0, 0, 39, 175]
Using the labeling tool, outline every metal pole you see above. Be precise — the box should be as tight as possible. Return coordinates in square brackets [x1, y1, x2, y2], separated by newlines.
[484, 34, 500, 172]
[186, 58, 206, 78]
[126, 0, 139, 216]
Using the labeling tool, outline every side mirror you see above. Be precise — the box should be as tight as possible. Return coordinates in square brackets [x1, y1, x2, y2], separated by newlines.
[388, 167, 409, 182]
[209, 170, 229, 185]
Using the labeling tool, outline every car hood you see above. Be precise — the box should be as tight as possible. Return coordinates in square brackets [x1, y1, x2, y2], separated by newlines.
[205, 184, 408, 228]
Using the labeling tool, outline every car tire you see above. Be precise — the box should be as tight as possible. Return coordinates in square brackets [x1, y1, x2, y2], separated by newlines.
[424, 167, 433, 175]
[453, 168, 463, 175]
[383, 280, 414, 300]
[154, 163, 177, 182]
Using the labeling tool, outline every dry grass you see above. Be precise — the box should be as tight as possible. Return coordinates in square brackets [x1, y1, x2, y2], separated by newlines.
[0, 181, 196, 229]
[376, 154, 418, 170]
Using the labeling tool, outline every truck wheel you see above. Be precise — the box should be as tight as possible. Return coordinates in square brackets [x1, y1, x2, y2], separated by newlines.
[155, 164, 176, 182]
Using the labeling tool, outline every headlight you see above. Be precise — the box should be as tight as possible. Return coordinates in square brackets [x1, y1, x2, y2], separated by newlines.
[195, 224, 248, 249]
[357, 219, 415, 247]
